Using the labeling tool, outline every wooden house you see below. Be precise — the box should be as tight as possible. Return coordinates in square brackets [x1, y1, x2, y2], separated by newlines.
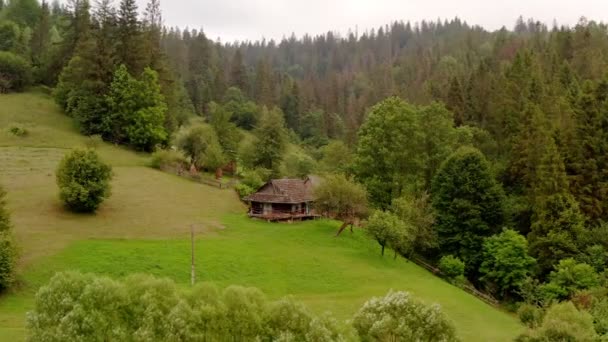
[243, 178, 319, 221]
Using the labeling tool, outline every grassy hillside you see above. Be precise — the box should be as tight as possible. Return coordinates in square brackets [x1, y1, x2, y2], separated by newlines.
[0, 91, 523, 341]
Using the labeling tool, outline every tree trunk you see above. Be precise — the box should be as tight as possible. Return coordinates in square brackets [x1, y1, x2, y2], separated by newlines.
[215, 167, 223, 180]
[381, 244, 385, 256]
[335, 221, 350, 236]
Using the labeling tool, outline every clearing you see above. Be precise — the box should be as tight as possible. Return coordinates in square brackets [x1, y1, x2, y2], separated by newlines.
[0, 91, 523, 341]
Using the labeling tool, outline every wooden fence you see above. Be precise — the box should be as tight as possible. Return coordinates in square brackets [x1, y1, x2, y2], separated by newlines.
[409, 256, 500, 307]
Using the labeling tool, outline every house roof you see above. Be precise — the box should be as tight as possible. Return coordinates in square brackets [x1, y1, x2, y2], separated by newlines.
[243, 178, 316, 204]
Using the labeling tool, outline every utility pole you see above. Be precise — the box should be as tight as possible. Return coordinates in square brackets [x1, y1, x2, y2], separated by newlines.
[191, 224, 195, 286]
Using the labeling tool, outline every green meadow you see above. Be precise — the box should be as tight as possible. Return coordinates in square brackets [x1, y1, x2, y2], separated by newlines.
[0, 91, 523, 341]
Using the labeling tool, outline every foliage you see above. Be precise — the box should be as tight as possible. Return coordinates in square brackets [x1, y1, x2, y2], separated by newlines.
[355, 97, 422, 208]
[517, 304, 544, 329]
[176, 124, 225, 170]
[365, 210, 407, 257]
[105, 65, 167, 151]
[352, 290, 459, 342]
[0, 51, 31, 92]
[149, 149, 187, 172]
[313, 174, 368, 233]
[209, 101, 242, 161]
[431, 147, 505, 276]
[252, 106, 288, 174]
[0, 185, 16, 292]
[539, 258, 600, 302]
[517, 302, 598, 342]
[439, 255, 466, 286]
[392, 192, 437, 255]
[26, 272, 348, 341]
[319, 140, 353, 173]
[280, 149, 317, 178]
[480, 229, 536, 298]
[55, 149, 113, 213]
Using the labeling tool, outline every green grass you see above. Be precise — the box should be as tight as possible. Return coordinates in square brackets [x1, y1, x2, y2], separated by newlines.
[0, 91, 523, 341]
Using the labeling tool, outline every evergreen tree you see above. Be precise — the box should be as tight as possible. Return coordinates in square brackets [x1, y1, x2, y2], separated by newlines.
[254, 57, 274, 107]
[30, 0, 51, 77]
[229, 49, 247, 91]
[4, 0, 41, 27]
[431, 147, 505, 276]
[117, 0, 144, 73]
[528, 139, 585, 277]
[566, 80, 608, 223]
[280, 80, 300, 132]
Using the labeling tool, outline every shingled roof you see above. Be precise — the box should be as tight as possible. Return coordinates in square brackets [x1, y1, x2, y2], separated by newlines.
[243, 178, 316, 204]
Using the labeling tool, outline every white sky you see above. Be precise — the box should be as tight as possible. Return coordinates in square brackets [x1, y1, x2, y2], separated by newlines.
[134, 0, 608, 42]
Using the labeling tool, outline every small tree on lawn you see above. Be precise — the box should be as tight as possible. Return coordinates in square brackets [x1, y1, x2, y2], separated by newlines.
[313, 174, 368, 236]
[56, 149, 113, 213]
[366, 210, 406, 257]
[352, 291, 458, 342]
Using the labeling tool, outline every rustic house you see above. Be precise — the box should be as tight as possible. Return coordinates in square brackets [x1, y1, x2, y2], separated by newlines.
[243, 178, 319, 221]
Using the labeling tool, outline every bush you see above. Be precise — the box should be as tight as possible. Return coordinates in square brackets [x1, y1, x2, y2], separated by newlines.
[352, 290, 458, 341]
[84, 135, 103, 149]
[439, 255, 466, 286]
[540, 258, 600, 302]
[8, 125, 28, 137]
[235, 183, 256, 198]
[0, 51, 32, 92]
[0, 186, 16, 292]
[149, 149, 187, 173]
[517, 301, 598, 342]
[27, 272, 348, 341]
[518, 304, 544, 328]
[0, 231, 17, 292]
[56, 149, 113, 213]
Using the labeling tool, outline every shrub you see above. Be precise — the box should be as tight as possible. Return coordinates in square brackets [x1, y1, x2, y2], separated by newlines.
[352, 291, 458, 342]
[590, 297, 608, 336]
[0, 186, 16, 292]
[0, 231, 17, 292]
[56, 149, 113, 213]
[235, 183, 255, 198]
[149, 149, 187, 173]
[0, 51, 32, 92]
[27, 272, 348, 341]
[518, 304, 544, 328]
[540, 258, 600, 302]
[439, 255, 466, 286]
[84, 135, 103, 149]
[517, 302, 598, 342]
[8, 125, 28, 137]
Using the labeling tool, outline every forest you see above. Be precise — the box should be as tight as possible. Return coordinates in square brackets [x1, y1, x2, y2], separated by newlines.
[1, 0, 608, 340]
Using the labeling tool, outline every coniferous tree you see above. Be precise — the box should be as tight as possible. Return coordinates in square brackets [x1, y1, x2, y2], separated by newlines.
[229, 49, 247, 91]
[528, 138, 585, 277]
[117, 0, 144, 74]
[30, 0, 51, 78]
[566, 80, 608, 224]
[254, 57, 274, 107]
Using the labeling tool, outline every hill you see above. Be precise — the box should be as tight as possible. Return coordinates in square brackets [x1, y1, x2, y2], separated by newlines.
[0, 91, 522, 341]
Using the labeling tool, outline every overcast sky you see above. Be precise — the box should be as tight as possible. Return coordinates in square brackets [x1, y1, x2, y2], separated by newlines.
[134, 0, 608, 42]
